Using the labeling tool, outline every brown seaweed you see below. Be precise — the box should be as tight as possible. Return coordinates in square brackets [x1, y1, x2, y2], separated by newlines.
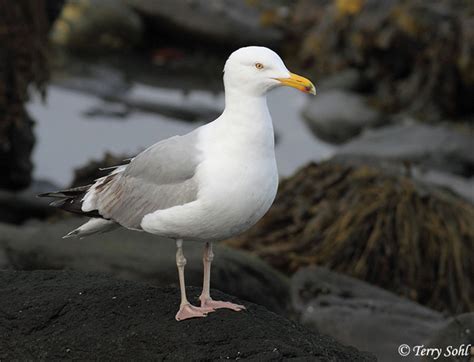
[286, 0, 474, 121]
[226, 160, 474, 315]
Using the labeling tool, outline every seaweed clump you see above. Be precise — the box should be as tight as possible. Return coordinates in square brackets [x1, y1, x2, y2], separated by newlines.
[287, 0, 474, 121]
[226, 160, 474, 315]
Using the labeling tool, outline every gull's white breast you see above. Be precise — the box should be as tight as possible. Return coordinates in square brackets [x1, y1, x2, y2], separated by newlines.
[141, 112, 278, 241]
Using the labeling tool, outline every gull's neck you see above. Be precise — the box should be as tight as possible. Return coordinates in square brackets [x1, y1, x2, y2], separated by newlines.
[221, 87, 271, 126]
[209, 86, 274, 153]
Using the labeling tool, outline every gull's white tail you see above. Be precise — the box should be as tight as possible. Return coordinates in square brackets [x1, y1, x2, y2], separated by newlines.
[63, 218, 118, 239]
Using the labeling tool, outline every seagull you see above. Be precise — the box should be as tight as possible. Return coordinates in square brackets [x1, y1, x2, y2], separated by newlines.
[39, 46, 316, 321]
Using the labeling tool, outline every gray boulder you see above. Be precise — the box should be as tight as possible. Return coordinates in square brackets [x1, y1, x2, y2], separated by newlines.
[292, 267, 445, 362]
[428, 313, 474, 361]
[302, 90, 385, 144]
[330, 155, 474, 204]
[412, 169, 474, 205]
[337, 123, 474, 176]
[0, 219, 289, 315]
[0, 180, 59, 224]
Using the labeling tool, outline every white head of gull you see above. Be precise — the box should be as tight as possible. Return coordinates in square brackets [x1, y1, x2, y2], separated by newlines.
[39, 46, 316, 321]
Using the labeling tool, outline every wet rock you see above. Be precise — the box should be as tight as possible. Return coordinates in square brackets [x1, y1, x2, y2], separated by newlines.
[412, 169, 474, 205]
[289, 0, 474, 121]
[83, 95, 222, 123]
[0, 113, 35, 191]
[332, 155, 474, 203]
[53, 63, 130, 98]
[302, 90, 385, 144]
[125, 0, 283, 47]
[51, 58, 223, 122]
[0, 270, 374, 360]
[0, 187, 57, 224]
[0, 219, 290, 315]
[52, 0, 283, 51]
[428, 313, 474, 361]
[328, 155, 474, 205]
[337, 123, 474, 176]
[50, 0, 143, 51]
[292, 267, 445, 361]
[97, 90, 222, 123]
[226, 159, 474, 314]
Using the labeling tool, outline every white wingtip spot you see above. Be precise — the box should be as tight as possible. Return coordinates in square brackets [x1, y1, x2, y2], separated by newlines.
[63, 230, 79, 239]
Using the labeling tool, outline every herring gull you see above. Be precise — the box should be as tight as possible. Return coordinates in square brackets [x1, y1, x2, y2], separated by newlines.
[39, 46, 316, 321]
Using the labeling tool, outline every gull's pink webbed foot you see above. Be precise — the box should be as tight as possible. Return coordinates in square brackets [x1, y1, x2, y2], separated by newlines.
[174, 240, 246, 321]
[200, 297, 246, 312]
[198, 242, 246, 313]
[175, 303, 215, 321]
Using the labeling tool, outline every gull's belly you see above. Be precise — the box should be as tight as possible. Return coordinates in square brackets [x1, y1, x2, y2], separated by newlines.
[199, 156, 278, 238]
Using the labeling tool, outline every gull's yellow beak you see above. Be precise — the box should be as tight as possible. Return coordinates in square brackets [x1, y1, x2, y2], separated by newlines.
[276, 72, 316, 95]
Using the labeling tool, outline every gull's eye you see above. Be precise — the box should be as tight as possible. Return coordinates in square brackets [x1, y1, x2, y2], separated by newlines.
[255, 63, 264, 70]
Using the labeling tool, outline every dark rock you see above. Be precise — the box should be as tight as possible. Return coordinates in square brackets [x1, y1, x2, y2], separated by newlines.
[302, 90, 385, 144]
[0, 270, 375, 361]
[125, 0, 283, 47]
[52, 47, 225, 94]
[226, 159, 474, 314]
[53, 63, 130, 98]
[97, 89, 222, 123]
[51, 58, 223, 123]
[0, 113, 35, 190]
[0, 219, 290, 315]
[337, 123, 474, 177]
[428, 313, 474, 361]
[0, 180, 61, 224]
[0, 190, 56, 224]
[51, 0, 283, 51]
[292, 267, 445, 361]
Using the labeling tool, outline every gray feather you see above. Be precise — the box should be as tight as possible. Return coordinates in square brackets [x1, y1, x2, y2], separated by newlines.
[91, 131, 201, 229]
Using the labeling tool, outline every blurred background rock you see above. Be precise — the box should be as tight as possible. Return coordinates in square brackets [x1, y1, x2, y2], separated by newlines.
[0, 0, 50, 190]
[0, 0, 473, 360]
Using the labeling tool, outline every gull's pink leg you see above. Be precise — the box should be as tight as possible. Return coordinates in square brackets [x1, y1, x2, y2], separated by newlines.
[199, 242, 246, 311]
[175, 239, 214, 321]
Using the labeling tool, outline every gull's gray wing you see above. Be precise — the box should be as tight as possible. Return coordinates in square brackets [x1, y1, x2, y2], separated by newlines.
[85, 130, 201, 229]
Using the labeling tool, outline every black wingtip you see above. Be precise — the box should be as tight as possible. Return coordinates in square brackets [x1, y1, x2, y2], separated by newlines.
[37, 185, 91, 199]
[37, 191, 64, 198]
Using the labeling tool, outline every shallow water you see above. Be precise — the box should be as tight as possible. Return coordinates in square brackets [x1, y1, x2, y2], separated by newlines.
[28, 79, 334, 187]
